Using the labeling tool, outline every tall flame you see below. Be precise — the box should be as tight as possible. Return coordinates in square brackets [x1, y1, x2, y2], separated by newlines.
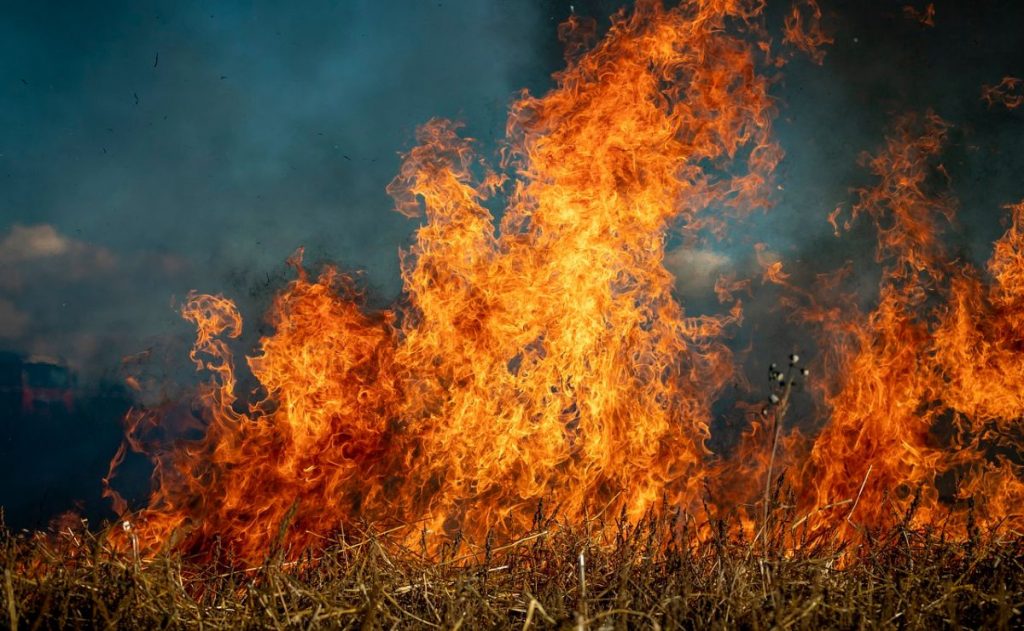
[761, 112, 1024, 540]
[108, 0, 782, 562]
[104, 0, 1024, 564]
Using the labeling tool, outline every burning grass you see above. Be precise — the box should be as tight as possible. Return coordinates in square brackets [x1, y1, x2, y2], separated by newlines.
[3, 505, 1022, 629]
[6, 1, 1024, 627]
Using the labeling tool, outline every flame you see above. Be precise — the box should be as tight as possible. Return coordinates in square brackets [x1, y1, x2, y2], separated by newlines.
[782, 0, 832, 65]
[903, 3, 936, 28]
[783, 113, 1024, 539]
[107, 0, 783, 563]
[982, 77, 1024, 110]
[103, 1, 1024, 564]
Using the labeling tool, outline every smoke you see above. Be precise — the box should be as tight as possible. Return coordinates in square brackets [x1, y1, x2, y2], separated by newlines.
[0, 0, 550, 376]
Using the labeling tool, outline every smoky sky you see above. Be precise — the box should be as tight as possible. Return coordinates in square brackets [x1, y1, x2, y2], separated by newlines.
[0, 0, 557, 376]
[1, 0, 1023, 381]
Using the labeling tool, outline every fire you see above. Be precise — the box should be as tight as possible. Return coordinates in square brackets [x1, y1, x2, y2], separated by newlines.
[107, 0, 781, 562]
[782, 0, 832, 65]
[903, 3, 936, 28]
[761, 112, 1024, 541]
[982, 77, 1024, 110]
[103, 0, 1024, 564]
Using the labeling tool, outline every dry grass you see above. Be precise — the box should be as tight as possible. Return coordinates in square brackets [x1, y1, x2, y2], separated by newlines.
[2, 502, 1022, 630]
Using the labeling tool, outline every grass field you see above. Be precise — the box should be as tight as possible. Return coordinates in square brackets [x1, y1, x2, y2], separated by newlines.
[3, 505, 1022, 630]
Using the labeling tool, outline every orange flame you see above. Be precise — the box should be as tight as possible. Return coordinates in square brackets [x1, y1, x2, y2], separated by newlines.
[982, 77, 1024, 110]
[786, 113, 1024, 539]
[903, 3, 936, 28]
[782, 0, 832, 65]
[107, 0, 782, 563]
[104, 2, 1024, 564]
